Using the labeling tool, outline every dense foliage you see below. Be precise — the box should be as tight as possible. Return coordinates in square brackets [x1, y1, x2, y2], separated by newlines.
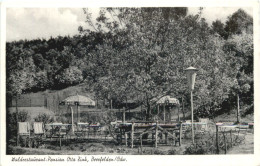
[6, 8, 253, 120]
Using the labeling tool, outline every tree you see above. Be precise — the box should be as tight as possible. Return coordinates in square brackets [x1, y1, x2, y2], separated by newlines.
[225, 9, 253, 37]
[55, 66, 83, 86]
[6, 70, 34, 145]
[6, 42, 37, 145]
[211, 19, 228, 39]
[223, 32, 253, 123]
[80, 7, 239, 120]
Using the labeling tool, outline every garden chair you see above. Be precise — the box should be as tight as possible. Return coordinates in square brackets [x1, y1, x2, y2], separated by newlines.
[197, 124, 208, 136]
[173, 129, 181, 146]
[32, 122, 45, 148]
[248, 122, 254, 134]
[45, 124, 53, 139]
[33, 122, 45, 135]
[74, 124, 85, 140]
[185, 120, 191, 123]
[18, 122, 30, 136]
[60, 125, 68, 136]
[234, 125, 248, 144]
[76, 123, 89, 138]
[45, 123, 63, 140]
[199, 118, 209, 131]
[18, 122, 31, 147]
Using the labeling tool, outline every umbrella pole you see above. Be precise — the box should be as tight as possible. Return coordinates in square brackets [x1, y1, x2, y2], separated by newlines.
[71, 106, 74, 133]
[76, 104, 78, 123]
[77, 104, 80, 123]
[163, 103, 165, 123]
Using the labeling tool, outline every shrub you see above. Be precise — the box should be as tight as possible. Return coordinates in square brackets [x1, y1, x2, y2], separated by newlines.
[34, 113, 54, 124]
[167, 149, 177, 155]
[7, 111, 31, 124]
[184, 143, 209, 155]
[55, 116, 68, 123]
[153, 149, 166, 155]
[108, 149, 114, 153]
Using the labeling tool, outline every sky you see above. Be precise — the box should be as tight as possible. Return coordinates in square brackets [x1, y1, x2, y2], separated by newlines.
[6, 7, 253, 42]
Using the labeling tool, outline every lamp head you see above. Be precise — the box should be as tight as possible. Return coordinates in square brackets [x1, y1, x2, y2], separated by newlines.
[184, 66, 198, 91]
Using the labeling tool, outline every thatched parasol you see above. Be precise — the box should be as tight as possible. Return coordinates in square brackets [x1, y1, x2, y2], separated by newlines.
[155, 96, 180, 122]
[60, 94, 95, 132]
[156, 96, 180, 105]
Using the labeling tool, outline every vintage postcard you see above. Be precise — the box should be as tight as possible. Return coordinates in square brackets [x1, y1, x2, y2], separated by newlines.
[0, 0, 260, 166]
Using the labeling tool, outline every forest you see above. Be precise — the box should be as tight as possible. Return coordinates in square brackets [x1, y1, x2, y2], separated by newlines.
[6, 8, 253, 121]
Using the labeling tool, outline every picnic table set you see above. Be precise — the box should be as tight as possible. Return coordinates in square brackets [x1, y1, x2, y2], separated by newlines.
[17, 121, 104, 148]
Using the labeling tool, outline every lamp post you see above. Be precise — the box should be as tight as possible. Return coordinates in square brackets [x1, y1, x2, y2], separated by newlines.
[184, 66, 198, 144]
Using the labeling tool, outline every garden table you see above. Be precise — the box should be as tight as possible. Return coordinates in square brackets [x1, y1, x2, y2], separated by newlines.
[183, 122, 208, 131]
[45, 123, 72, 137]
[45, 123, 73, 149]
[218, 125, 238, 132]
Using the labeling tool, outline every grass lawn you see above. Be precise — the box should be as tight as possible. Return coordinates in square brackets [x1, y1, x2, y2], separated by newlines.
[7, 140, 188, 155]
[227, 132, 254, 154]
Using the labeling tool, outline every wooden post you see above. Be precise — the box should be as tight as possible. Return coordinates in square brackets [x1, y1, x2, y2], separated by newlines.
[141, 104, 142, 116]
[140, 135, 143, 154]
[237, 94, 241, 123]
[179, 122, 182, 146]
[59, 135, 62, 150]
[182, 97, 185, 119]
[172, 130, 175, 146]
[123, 107, 126, 123]
[163, 103, 166, 123]
[28, 137, 31, 148]
[165, 133, 168, 144]
[16, 96, 19, 146]
[222, 132, 227, 154]
[44, 96, 47, 108]
[131, 123, 135, 148]
[119, 128, 122, 145]
[230, 130, 233, 148]
[77, 104, 80, 123]
[157, 104, 160, 118]
[125, 132, 128, 146]
[53, 96, 55, 114]
[71, 106, 74, 133]
[178, 106, 180, 122]
[216, 125, 219, 154]
[155, 122, 158, 148]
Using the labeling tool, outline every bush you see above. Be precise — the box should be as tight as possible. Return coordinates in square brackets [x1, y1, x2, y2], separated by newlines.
[184, 142, 209, 155]
[7, 111, 31, 124]
[55, 116, 67, 124]
[34, 113, 54, 124]
[153, 149, 166, 155]
[167, 149, 177, 155]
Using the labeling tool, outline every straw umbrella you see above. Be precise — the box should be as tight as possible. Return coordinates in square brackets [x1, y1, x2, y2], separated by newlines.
[156, 96, 180, 123]
[60, 94, 95, 132]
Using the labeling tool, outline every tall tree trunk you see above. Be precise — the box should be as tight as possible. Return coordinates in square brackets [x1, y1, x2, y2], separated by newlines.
[145, 93, 150, 121]
[182, 97, 185, 120]
[237, 94, 241, 123]
[16, 96, 19, 146]
[177, 105, 180, 122]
